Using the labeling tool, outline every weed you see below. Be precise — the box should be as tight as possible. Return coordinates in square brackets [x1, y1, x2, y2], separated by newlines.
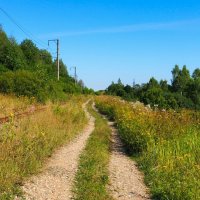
[96, 96, 200, 200]
[74, 102, 113, 200]
[0, 95, 88, 199]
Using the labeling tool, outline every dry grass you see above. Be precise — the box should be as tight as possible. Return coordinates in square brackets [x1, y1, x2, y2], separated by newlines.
[0, 95, 88, 199]
[0, 94, 36, 118]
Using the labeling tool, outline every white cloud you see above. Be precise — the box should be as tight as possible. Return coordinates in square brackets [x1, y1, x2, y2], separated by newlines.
[39, 19, 200, 39]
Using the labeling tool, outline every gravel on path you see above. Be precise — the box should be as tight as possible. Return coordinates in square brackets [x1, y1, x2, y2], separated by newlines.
[15, 101, 95, 200]
[108, 121, 151, 200]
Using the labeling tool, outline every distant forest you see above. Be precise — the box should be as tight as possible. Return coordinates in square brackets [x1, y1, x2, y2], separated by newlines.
[0, 27, 93, 102]
[106, 65, 200, 110]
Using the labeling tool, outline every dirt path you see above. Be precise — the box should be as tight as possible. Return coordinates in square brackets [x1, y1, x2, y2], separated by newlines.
[108, 121, 151, 200]
[15, 101, 95, 200]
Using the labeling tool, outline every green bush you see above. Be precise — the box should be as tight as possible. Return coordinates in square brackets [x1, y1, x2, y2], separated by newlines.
[13, 70, 47, 102]
[0, 71, 14, 93]
[0, 28, 91, 102]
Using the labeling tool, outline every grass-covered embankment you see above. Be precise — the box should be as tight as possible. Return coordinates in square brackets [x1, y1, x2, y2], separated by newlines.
[0, 94, 35, 118]
[74, 102, 113, 200]
[96, 96, 200, 200]
[0, 95, 88, 199]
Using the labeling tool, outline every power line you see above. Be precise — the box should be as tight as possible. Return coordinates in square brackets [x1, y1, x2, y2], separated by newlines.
[0, 6, 52, 51]
[0, 6, 45, 47]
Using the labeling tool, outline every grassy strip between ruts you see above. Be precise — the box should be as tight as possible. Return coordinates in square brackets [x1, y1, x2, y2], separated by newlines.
[73, 102, 113, 200]
[0, 95, 88, 200]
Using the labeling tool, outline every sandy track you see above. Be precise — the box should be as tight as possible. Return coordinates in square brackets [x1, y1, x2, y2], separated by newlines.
[15, 101, 95, 200]
[108, 121, 151, 200]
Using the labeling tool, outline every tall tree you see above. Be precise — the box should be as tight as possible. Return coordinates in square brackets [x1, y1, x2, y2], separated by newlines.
[172, 65, 191, 94]
[0, 31, 26, 70]
[20, 39, 40, 67]
[160, 80, 168, 91]
[171, 65, 180, 83]
[147, 77, 160, 89]
[192, 68, 200, 79]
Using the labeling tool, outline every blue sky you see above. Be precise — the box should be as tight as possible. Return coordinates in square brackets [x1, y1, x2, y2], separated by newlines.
[1, 0, 200, 90]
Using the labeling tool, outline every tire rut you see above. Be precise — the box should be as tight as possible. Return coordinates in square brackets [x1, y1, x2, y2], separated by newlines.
[15, 101, 95, 200]
[108, 121, 151, 200]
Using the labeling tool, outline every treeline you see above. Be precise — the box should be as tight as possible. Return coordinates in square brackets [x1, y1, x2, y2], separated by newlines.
[106, 65, 200, 110]
[0, 27, 94, 102]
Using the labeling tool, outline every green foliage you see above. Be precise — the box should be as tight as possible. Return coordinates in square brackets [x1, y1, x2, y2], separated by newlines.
[0, 31, 26, 71]
[106, 65, 200, 110]
[172, 65, 191, 94]
[0, 64, 9, 72]
[20, 39, 40, 68]
[0, 27, 92, 102]
[0, 70, 46, 102]
[14, 70, 47, 102]
[142, 87, 165, 107]
[82, 87, 95, 94]
[56, 59, 69, 77]
[0, 71, 15, 94]
[46, 80, 67, 102]
[39, 49, 52, 65]
[192, 68, 200, 79]
[96, 96, 200, 200]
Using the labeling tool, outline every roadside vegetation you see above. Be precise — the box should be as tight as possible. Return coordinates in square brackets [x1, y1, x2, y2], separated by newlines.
[0, 27, 94, 103]
[0, 27, 95, 199]
[96, 96, 200, 200]
[74, 102, 113, 200]
[0, 95, 88, 199]
[106, 65, 200, 110]
[0, 94, 35, 118]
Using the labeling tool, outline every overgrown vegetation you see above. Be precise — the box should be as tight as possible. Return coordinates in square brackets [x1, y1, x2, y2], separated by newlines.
[0, 94, 36, 118]
[74, 102, 112, 200]
[106, 65, 200, 110]
[96, 96, 200, 200]
[0, 95, 88, 199]
[0, 27, 94, 102]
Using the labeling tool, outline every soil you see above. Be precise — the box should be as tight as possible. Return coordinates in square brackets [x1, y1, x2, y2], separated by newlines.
[108, 121, 151, 200]
[15, 101, 95, 200]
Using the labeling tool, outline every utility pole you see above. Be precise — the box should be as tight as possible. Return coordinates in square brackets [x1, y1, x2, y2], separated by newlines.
[74, 66, 77, 84]
[48, 39, 60, 81]
[70, 66, 77, 85]
[133, 79, 135, 87]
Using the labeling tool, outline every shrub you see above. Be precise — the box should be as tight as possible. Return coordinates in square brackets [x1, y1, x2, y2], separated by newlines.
[0, 71, 14, 93]
[95, 96, 200, 199]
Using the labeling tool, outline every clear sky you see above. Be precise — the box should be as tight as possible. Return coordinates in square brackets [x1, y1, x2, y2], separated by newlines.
[1, 0, 200, 90]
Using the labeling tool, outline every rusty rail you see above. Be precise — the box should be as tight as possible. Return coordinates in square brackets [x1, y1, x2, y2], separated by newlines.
[0, 106, 47, 124]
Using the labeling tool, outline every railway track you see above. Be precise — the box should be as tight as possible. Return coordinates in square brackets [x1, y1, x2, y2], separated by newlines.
[0, 106, 47, 124]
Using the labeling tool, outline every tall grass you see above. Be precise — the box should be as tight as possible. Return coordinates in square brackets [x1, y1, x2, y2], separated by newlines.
[0, 96, 88, 199]
[96, 96, 200, 200]
[0, 94, 36, 118]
